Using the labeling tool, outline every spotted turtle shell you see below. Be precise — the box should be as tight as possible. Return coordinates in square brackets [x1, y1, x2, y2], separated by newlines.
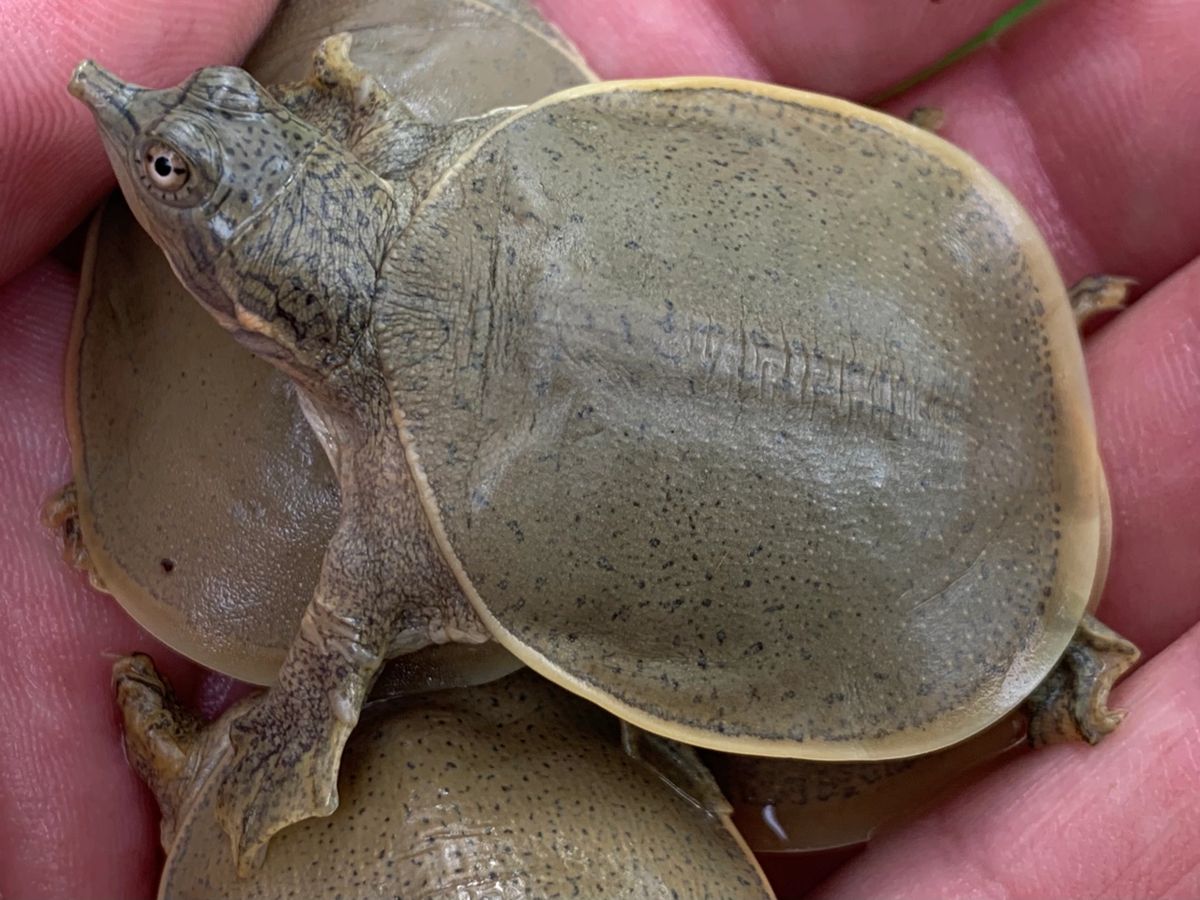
[377, 79, 1104, 758]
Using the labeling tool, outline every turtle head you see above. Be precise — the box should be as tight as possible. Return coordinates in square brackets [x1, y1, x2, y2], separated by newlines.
[70, 61, 389, 391]
[69, 63, 314, 328]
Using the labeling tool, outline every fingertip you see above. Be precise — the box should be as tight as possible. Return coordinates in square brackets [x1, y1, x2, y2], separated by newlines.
[0, 0, 278, 285]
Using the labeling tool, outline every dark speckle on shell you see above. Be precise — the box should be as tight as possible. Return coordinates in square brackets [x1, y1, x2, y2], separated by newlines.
[160, 672, 770, 898]
[378, 82, 1100, 758]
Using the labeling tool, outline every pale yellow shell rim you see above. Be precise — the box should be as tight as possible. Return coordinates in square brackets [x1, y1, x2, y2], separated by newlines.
[66, 202, 283, 686]
[397, 75, 1106, 761]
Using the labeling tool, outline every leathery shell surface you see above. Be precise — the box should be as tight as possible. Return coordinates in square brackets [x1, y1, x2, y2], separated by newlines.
[378, 79, 1103, 759]
[158, 672, 773, 899]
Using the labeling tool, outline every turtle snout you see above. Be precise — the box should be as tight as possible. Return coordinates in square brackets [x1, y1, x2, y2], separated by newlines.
[69, 60, 142, 140]
[70, 60, 125, 106]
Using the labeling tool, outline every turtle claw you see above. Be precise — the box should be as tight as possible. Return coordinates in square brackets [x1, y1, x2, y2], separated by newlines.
[1069, 274, 1135, 329]
[41, 482, 106, 589]
[216, 692, 349, 876]
[1026, 614, 1140, 747]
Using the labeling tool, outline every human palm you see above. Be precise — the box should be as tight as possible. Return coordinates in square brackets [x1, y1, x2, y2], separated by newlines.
[1, 1, 1198, 898]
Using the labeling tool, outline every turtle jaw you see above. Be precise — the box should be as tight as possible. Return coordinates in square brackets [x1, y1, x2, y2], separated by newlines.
[69, 60, 143, 146]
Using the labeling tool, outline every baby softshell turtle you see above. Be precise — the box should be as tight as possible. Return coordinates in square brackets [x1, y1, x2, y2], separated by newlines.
[52, 0, 593, 686]
[115, 657, 774, 899]
[70, 39, 1139, 867]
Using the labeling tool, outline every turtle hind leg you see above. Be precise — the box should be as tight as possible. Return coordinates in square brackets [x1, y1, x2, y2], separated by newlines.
[1069, 275, 1135, 329]
[1026, 614, 1140, 747]
[113, 654, 209, 848]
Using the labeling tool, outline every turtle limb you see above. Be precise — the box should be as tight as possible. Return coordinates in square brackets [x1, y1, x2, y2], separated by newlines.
[295, 32, 396, 128]
[271, 34, 415, 172]
[1070, 275, 1135, 329]
[907, 106, 945, 133]
[40, 482, 105, 589]
[213, 518, 384, 874]
[214, 435, 487, 874]
[1025, 614, 1140, 747]
[113, 654, 231, 849]
[273, 35, 519, 188]
[621, 722, 731, 816]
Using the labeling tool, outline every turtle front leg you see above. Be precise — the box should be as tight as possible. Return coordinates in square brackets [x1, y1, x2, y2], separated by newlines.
[214, 513, 385, 874]
[213, 442, 486, 874]
[1070, 275, 1135, 329]
[1025, 614, 1140, 747]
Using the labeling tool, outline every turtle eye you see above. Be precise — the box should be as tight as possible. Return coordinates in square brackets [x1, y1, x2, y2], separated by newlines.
[142, 143, 190, 193]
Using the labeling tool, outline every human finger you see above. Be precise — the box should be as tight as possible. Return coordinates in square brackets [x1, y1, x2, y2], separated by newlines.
[1087, 256, 1200, 658]
[538, 0, 1022, 97]
[0, 260, 223, 899]
[0, 0, 276, 285]
[887, 0, 1200, 290]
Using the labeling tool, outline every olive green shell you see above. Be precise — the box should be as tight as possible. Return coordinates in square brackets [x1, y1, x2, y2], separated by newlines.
[378, 79, 1105, 759]
[245, 0, 590, 115]
[66, 0, 592, 685]
[158, 671, 773, 899]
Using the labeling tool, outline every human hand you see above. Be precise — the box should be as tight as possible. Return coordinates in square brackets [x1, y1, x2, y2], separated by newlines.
[1, 2, 1197, 898]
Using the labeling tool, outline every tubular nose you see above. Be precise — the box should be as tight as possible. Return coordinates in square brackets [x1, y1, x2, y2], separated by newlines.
[69, 60, 143, 141]
[69, 60, 136, 112]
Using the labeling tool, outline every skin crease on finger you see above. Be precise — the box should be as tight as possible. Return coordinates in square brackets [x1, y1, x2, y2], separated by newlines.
[0, 0, 1197, 898]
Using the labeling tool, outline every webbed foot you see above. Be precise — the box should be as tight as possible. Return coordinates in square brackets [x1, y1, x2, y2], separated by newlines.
[113, 654, 213, 848]
[1069, 274, 1135, 329]
[308, 33, 387, 104]
[271, 33, 403, 165]
[215, 685, 354, 875]
[1026, 614, 1140, 747]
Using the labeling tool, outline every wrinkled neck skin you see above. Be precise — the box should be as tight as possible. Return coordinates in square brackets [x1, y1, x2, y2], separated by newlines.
[291, 337, 394, 481]
[208, 131, 407, 460]
[209, 110, 506, 467]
